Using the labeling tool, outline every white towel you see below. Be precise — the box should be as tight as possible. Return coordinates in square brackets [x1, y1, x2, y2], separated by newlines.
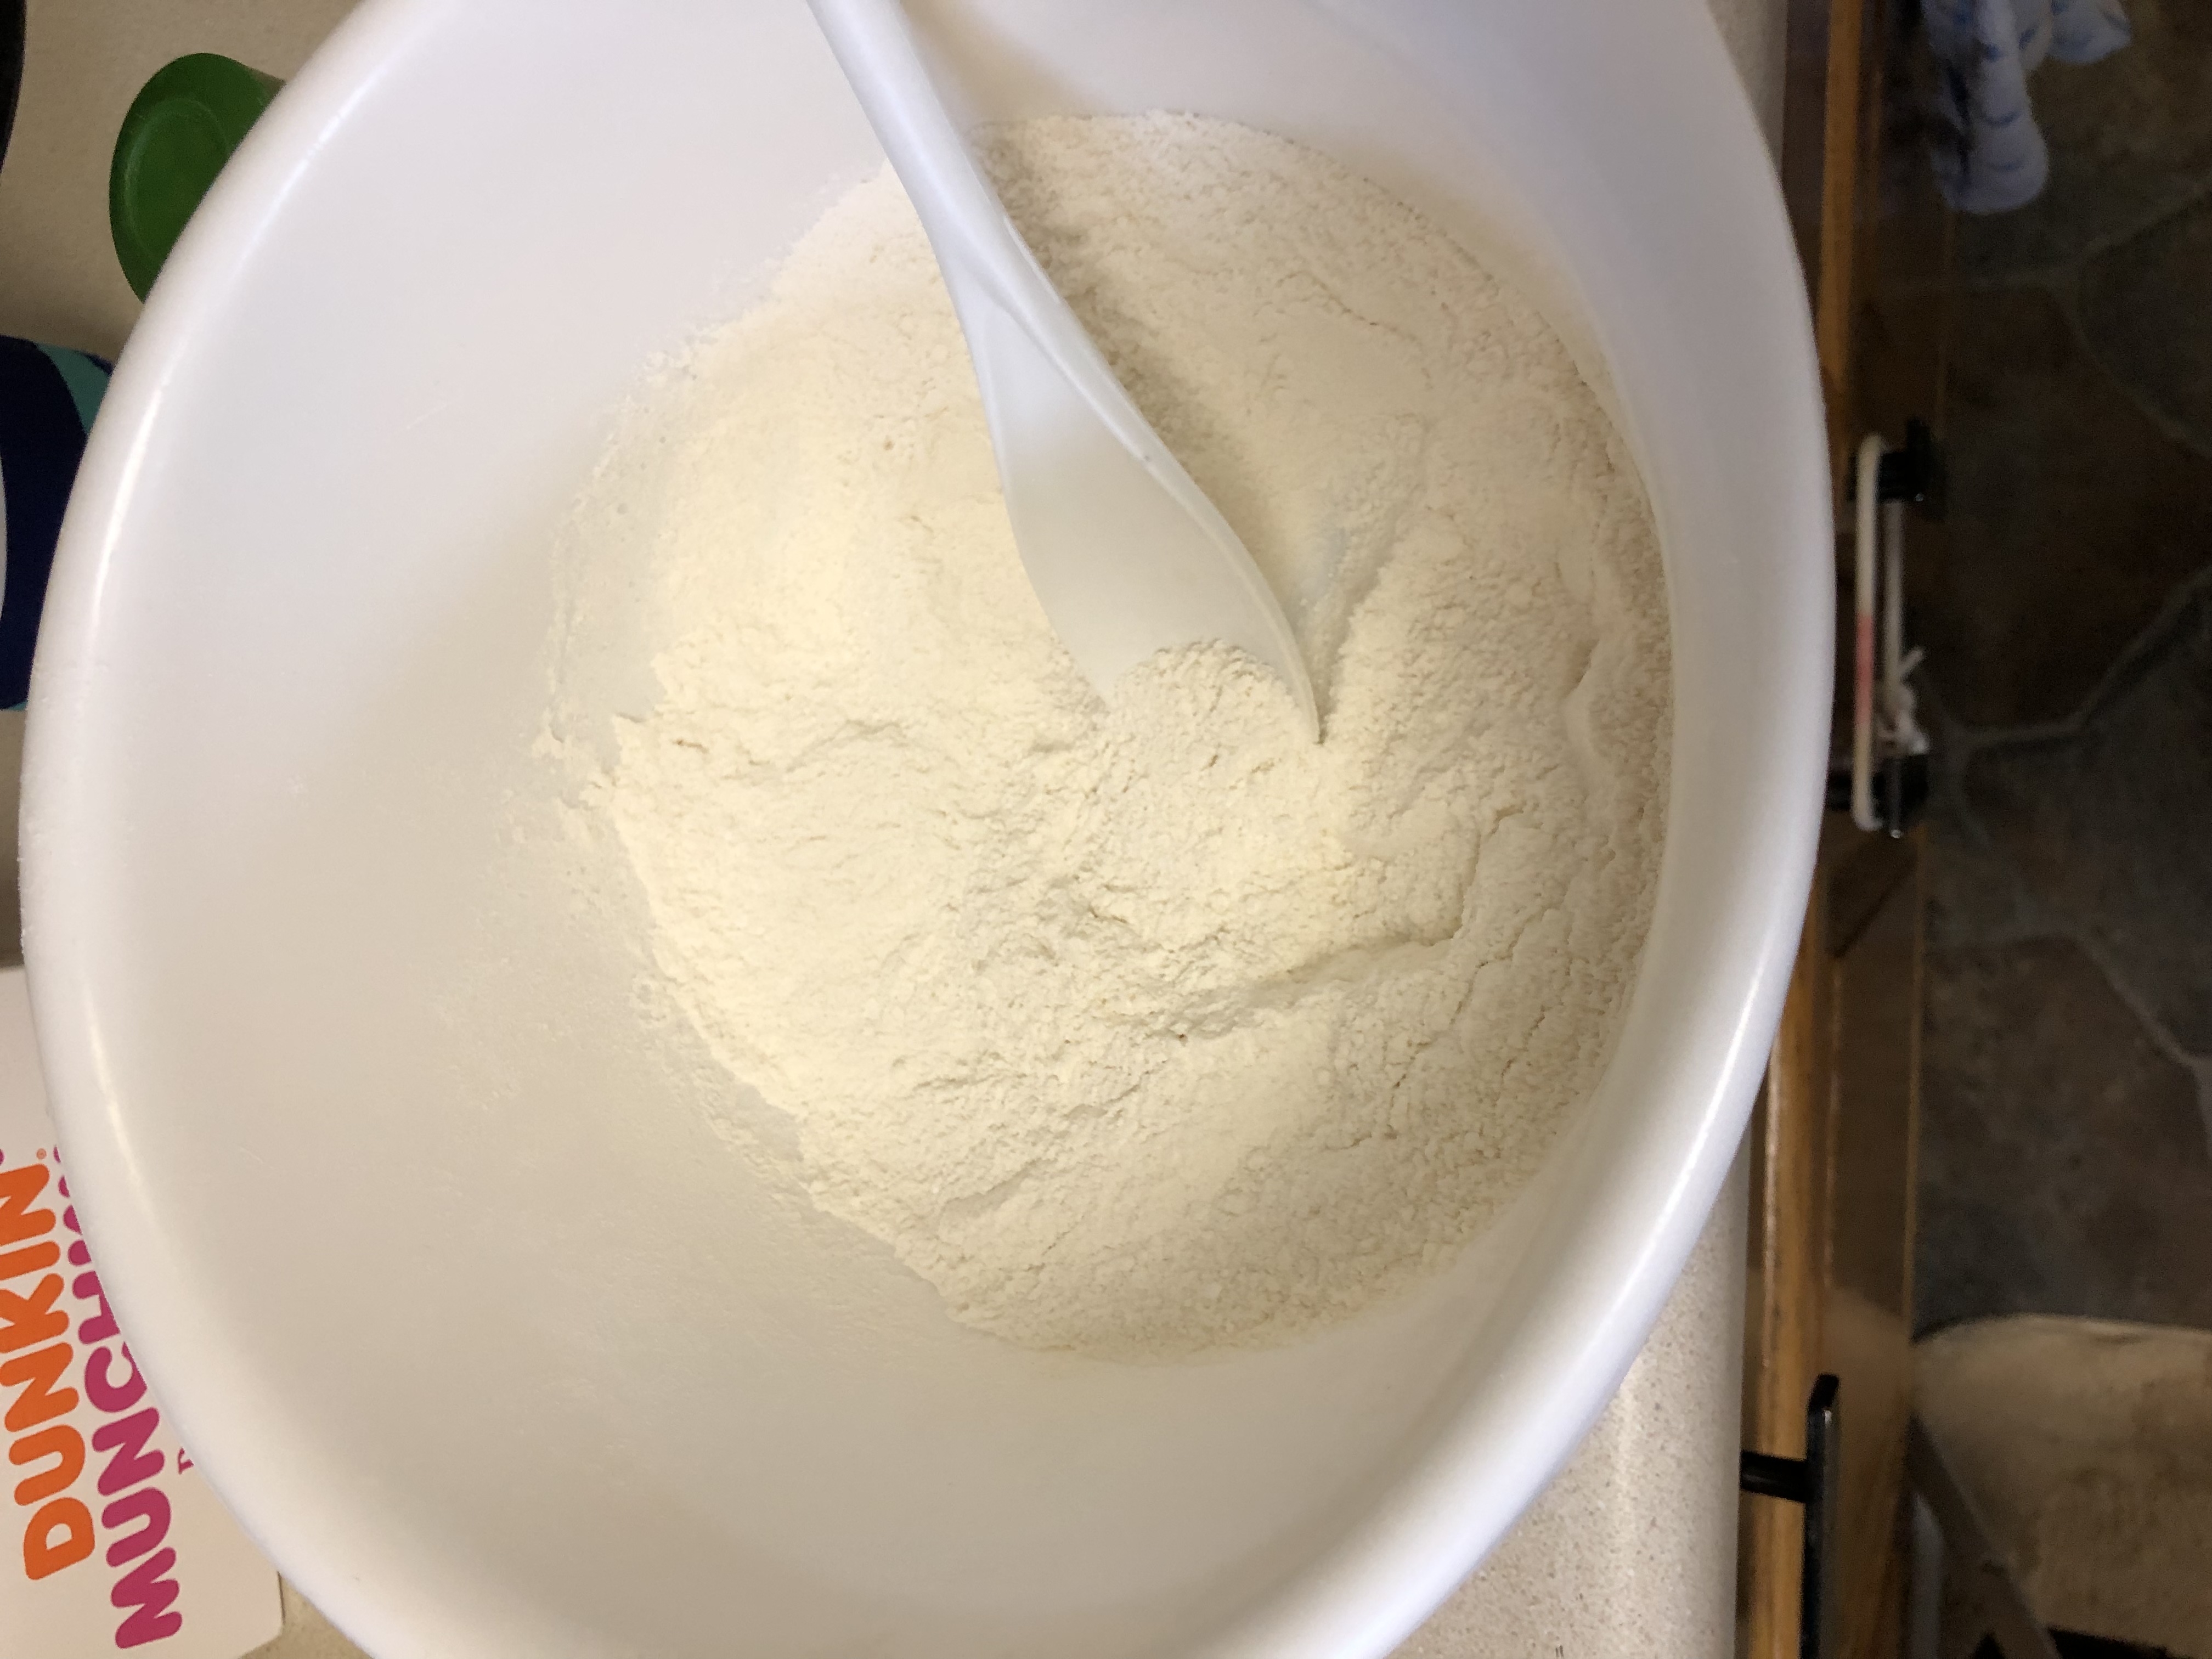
[1926, 0, 2131, 214]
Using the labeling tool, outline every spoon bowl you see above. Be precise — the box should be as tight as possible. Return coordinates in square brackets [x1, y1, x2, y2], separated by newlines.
[806, 0, 1321, 735]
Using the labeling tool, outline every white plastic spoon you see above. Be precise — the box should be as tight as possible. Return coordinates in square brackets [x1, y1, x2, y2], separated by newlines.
[805, 0, 1320, 737]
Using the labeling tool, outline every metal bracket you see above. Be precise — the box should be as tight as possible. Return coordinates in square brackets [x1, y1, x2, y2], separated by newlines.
[1742, 1373, 1841, 1659]
[1876, 417, 1946, 520]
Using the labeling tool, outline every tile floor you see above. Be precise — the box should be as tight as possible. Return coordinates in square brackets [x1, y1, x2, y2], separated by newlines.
[1875, 0, 2212, 1336]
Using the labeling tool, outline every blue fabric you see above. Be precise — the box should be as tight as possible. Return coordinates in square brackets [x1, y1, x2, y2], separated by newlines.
[1926, 0, 2131, 214]
[0, 338, 110, 708]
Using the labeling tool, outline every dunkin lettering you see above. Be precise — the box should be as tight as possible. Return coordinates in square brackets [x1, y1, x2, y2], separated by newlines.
[2, 1150, 184, 1648]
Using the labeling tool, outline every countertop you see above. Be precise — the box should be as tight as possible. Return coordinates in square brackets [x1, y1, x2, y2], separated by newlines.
[0, 2, 1786, 1654]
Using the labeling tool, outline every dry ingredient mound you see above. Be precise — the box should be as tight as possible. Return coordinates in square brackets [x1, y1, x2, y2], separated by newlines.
[563, 113, 1669, 1361]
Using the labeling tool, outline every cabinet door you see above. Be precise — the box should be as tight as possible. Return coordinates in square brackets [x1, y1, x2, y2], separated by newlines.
[1743, 827, 1925, 1659]
[1741, 0, 1931, 1654]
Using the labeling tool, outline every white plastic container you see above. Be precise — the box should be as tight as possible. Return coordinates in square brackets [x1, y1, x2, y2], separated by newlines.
[20, 2, 1830, 1656]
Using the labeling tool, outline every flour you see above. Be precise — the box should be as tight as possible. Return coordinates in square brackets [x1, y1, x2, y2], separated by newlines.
[557, 114, 1670, 1360]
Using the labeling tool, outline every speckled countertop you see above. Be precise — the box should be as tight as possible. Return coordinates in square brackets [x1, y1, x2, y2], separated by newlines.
[0, 3, 1784, 1653]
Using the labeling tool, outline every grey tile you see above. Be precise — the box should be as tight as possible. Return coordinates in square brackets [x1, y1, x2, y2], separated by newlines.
[1922, 783, 2048, 952]
[2081, 193, 2212, 455]
[1969, 588, 2212, 1056]
[1953, 0, 2212, 280]
[1916, 938, 2212, 1335]
[1878, 286, 2212, 726]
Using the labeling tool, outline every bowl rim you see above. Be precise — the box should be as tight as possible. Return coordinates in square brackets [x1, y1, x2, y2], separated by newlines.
[20, 1, 1831, 1654]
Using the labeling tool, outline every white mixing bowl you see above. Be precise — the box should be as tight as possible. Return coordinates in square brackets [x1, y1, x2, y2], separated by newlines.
[22, 1, 1830, 1654]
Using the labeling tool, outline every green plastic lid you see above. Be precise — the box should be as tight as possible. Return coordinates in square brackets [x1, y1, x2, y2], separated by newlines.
[110, 53, 283, 300]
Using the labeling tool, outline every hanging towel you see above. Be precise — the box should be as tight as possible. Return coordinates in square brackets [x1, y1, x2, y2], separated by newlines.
[1925, 0, 2131, 214]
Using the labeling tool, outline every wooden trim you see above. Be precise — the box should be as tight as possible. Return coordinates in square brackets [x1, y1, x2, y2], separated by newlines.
[1815, 0, 1869, 427]
[1752, 2, 1932, 1651]
[1823, 830, 1924, 1659]
[1742, 875, 1834, 1659]
[1743, 826, 1926, 1659]
[1785, 0, 1894, 485]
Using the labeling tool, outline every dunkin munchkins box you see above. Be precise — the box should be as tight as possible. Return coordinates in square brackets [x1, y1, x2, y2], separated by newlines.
[2, 967, 283, 1657]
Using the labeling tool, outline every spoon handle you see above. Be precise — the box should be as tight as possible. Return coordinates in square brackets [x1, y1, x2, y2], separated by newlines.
[803, 0, 1158, 463]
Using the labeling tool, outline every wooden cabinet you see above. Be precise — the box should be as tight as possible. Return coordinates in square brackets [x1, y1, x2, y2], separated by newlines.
[1742, 825, 1925, 1659]
[1739, 0, 1932, 1655]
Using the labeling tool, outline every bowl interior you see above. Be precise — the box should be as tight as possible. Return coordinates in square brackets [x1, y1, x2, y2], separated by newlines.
[24, 2, 1827, 1656]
